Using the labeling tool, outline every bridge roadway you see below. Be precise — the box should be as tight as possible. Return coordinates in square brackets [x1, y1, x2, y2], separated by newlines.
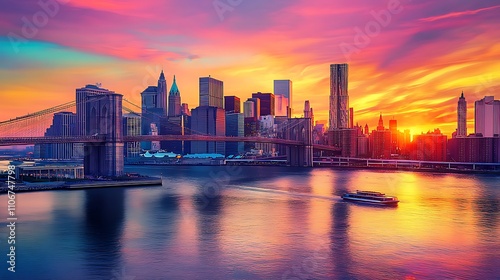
[0, 136, 341, 151]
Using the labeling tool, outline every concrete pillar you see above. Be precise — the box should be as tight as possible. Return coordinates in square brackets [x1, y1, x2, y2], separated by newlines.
[83, 93, 124, 177]
[284, 118, 313, 167]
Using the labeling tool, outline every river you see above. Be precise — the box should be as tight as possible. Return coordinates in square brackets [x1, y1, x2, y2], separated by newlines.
[0, 165, 498, 279]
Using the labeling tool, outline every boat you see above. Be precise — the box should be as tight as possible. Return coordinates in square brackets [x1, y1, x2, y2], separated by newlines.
[341, 190, 399, 206]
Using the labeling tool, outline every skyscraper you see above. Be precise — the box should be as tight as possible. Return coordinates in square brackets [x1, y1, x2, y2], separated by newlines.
[252, 92, 275, 116]
[377, 113, 384, 130]
[475, 96, 500, 137]
[371, 114, 391, 159]
[224, 96, 241, 113]
[141, 71, 168, 149]
[275, 94, 289, 117]
[243, 100, 255, 118]
[37, 112, 77, 159]
[168, 75, 181, 117]
[199, 76, 223, 108]
[190, 106, 226, 154]
[457, 92, 467, 137]
[123, 113, 141, 158]
[225, 113, 244, 156]
[389, 118, 398, 154]
[349, 107, 354, 128]
[181, 103, 191, 116]
[329, 64, 349, 130]
[274, 80, 293, 113]
[157, 70, 167, 115]
[246, 98, 261, 120]
[412, 129, 447, 161]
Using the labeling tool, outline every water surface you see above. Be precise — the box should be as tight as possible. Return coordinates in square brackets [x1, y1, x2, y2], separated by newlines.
[0, 165, 498, 279]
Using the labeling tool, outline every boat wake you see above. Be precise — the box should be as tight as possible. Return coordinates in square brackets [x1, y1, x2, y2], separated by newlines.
[228, 185, 342, 202]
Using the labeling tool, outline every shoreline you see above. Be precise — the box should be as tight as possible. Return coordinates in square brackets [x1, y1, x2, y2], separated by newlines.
[125, 162, 500, 175]
[0, 177, 162, 194]
[2, 164, 498, 194]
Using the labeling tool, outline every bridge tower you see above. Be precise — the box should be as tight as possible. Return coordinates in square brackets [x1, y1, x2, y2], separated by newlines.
[84, 93, 124, 177]
[284, 118, 313, 167]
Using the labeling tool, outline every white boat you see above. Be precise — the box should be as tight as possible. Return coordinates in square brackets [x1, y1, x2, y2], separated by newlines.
[341, 190, 399, 206]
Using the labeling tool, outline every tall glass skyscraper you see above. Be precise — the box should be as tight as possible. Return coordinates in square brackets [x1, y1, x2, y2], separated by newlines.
[190, 106, 226, 154]
[199, 76, 224, 108]
[457, 92, 467, 137]
[329, 64, 349, 130]
[274, 80, 293, 113]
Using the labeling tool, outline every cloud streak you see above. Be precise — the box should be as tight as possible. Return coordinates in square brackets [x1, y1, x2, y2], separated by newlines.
[419, 4, 500, 22]
[0, 0, 499, 135]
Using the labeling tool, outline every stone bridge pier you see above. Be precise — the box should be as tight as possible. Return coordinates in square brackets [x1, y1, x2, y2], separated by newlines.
[84, 93, 124, 177]
[284, 118, 313, 167]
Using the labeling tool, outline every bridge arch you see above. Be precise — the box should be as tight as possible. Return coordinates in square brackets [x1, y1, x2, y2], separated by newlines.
[89, 106, 98, 135]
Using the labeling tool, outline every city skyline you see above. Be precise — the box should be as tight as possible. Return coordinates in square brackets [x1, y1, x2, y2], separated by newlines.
[1, 1, 500, 136]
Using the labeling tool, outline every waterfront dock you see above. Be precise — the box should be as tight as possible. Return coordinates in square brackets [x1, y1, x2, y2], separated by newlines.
[65, 178, 162, 189]
[0, 177, 163, 193]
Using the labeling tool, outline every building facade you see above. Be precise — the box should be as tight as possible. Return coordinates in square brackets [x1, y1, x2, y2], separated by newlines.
[160, 115, 189, 154]
[457, 92, 467, 137]
[181, 103, 191, 116]
[37, 112, 77, 159]
[370, 114, 391, 159]
[199, 76, 224, 108]
[168, 75, 182, 117]
[448, 136, 500, 163]
[274, 80, 293, 113]
[475, 96, 500, 137]
[252, 92, 275, 116]
[225, 113, 244, 156]
[329, 64, 349, 130]
[411, 129, 447, 161]
[190, 106, 226, 154]
[141, 71, 168, 149]
[275, 94, 289, 117]
[123, 113, 141, 158]
[224, 96, 241, 113]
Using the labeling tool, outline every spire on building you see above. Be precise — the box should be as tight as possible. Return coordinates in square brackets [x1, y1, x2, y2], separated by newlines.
[457, 91, 467, 137]
[169, 75, 180, 96]
[377, 113, 384, 130]
[159, 69, 165, 81]
[168, 75, 182, 117]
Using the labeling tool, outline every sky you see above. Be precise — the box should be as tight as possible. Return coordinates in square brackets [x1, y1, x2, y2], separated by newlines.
[0, 0, 499, 136]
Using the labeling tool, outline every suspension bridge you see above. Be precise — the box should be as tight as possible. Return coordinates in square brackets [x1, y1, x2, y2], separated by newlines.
[0, 93, 339, 176]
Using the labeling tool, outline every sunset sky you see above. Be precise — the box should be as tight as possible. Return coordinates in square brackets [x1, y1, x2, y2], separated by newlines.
[1, 0, 499, 136]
